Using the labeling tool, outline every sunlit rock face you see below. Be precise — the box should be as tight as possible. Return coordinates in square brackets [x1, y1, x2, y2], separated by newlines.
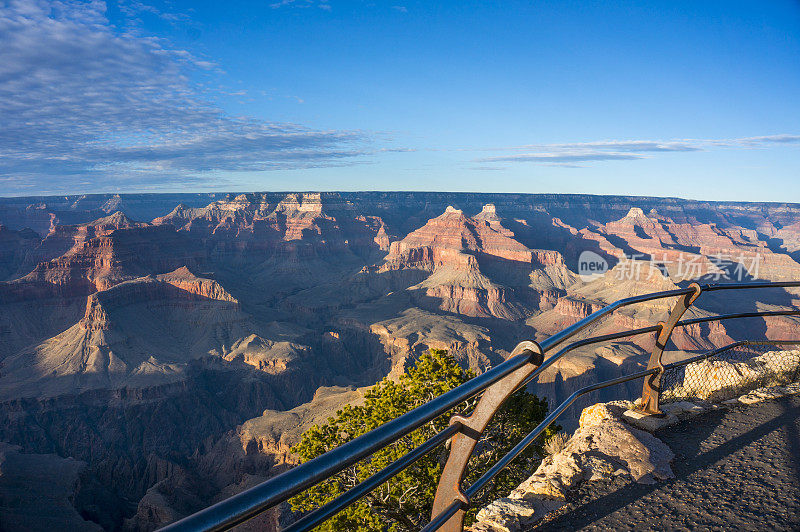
[154, 192, 387, 258]
[385, 204, 535, 264]
[0, 192, 798, 530]
[374, 204, 574, 320]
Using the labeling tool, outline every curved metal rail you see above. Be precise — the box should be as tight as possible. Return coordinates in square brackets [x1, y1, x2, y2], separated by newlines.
[421, 337, 800, 532]
[160, 281, 800, 532]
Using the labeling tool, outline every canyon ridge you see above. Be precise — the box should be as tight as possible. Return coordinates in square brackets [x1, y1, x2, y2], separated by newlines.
[0, 191, 798, 531]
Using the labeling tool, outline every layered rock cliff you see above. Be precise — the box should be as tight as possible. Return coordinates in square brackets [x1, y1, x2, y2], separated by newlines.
[0, 192, 798, 531]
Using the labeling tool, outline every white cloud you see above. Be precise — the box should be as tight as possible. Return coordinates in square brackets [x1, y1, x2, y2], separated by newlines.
[270, 0, 329, 9]
[732, 134, 800, 145]
[481, 152, 644, 164]
[475, 135, 800, 166]
[0, 0, 371, 193]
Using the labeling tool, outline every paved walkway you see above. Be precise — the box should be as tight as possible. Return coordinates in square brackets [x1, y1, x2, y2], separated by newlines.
[535, 395, 800, 531]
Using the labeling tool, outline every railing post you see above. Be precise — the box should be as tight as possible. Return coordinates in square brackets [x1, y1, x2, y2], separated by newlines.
[640, 282, 702, 415]
[431, 341, 544, 531]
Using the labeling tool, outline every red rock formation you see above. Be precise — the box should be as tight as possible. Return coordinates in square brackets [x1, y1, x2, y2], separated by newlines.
[425, 281, 523, 319]
[554, 297, 605, 320]
[671, 319, 733, 351]
[156, 267, 237, 303]
[774, 221, 800, 254]
[375, 206, 545, 319]
[77, 269, 238, 332]
[20, 224, 203, 295]
[583, 207, 800, 282]
[387, 205, 535, 264]
[81, 289, 113, 330]
[0, 273, 256, 401]
[18, 211, 145, 276]
[598, 207, 713, 269]
[155, 193, 389, 258]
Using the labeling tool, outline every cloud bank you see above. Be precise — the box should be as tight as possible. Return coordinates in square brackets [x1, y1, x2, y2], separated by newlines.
[0, 0, 370, 193]
[476, 135, 800, 166]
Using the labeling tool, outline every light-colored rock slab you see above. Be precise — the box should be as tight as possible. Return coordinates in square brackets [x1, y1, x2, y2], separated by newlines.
[473, 411, 675, 531]
[579, 403, 617, 427]
[622, 408, 679, 432]
[581, 455, 619, 481]
[473, 497, 565, 532]
[784, 383, 800, 395]
[738, 385, 788, 404]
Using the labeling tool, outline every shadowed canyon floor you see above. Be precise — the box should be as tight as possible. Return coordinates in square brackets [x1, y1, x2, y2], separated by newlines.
[536, 395, 800, 531]
[0, 192, 798, 530]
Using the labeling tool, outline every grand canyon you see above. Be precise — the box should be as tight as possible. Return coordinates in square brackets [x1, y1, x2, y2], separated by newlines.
[0, 192, 798, 530]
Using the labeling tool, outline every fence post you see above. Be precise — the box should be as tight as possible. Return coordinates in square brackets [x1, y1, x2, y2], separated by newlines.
[640, 282, 702, 414]
[430, 341, 543, 531]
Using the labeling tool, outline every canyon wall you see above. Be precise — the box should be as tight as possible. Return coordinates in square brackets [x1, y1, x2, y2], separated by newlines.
[0, 192, 798, 530]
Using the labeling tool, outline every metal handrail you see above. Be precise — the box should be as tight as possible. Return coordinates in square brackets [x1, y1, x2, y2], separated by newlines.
[535, 287, 696, 352]
[285, 423, 464, 532]
[161, 281, 800, 532]
[518, 308, 800, 392]
[422, 336, 800, 531]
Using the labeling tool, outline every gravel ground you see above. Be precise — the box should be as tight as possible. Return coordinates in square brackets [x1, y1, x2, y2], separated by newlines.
[534, 395, 800, 531]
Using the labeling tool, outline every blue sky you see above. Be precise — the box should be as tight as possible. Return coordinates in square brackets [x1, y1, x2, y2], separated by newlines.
[1, 0, 799, 200]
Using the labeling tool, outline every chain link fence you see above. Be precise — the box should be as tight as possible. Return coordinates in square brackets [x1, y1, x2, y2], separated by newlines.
[661, 341, 800, 404]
